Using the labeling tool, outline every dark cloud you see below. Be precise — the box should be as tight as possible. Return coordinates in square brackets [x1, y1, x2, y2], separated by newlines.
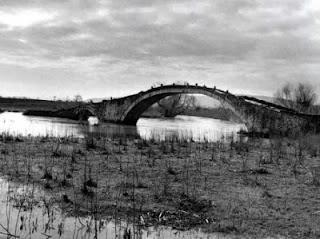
[0, 0, 319, 99]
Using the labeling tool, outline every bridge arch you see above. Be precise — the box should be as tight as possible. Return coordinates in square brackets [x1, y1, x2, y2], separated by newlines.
[120, 85, 246, 125]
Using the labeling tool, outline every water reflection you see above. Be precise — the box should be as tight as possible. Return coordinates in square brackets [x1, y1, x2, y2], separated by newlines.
[0, 112, 83, 138]
[0, 112, 246, 142]
[0, 177, 232, 239]
[137, 116, 246, 142]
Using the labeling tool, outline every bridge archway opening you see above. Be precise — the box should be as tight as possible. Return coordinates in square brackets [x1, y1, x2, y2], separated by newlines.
[120, 86, 246, 125]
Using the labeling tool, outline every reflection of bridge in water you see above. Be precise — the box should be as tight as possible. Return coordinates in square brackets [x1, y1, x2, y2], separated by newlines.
[82, 84, 319, 135]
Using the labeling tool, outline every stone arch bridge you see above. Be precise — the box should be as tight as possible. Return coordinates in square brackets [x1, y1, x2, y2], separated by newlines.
[82, 84, 320, 135]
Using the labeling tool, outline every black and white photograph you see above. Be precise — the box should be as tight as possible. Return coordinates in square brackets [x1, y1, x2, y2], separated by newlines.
[0, 0, 319, 238]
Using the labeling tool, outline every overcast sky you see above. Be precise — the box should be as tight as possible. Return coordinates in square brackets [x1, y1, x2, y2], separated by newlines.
[0, 0, 319, 100]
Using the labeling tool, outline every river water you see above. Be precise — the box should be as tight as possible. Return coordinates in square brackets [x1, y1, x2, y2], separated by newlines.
[0, 112, 246, 142]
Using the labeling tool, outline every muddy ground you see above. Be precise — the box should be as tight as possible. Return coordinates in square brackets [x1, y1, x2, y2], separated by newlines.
[0, 134, 319, 239]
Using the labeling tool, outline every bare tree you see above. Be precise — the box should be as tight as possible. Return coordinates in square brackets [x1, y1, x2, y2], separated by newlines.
[157, 94, 197, 117]
[275, 82, 317, 113]
[74, 94, 83, 103]
[274, 83, 295, 109]
[294, 83, 317, 113]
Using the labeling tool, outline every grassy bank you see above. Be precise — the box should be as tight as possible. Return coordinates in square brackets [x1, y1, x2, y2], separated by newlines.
[0, 134, 319, 238]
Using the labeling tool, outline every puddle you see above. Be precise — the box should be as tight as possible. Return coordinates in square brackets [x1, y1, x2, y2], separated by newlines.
[0, 177, 235, 239]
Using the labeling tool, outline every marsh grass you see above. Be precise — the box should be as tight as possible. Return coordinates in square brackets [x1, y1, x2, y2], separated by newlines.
[0, 132, 319, 238]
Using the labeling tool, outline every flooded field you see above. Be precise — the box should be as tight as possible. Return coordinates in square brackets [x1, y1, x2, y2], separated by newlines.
[0, 112, 249, 238]
[0, 112, 319, 239]
[0, 134, 319, 238]
[1, 178, 228, 239]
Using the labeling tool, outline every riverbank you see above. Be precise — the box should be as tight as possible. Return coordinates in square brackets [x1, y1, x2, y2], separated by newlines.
[23, 107, 93, 121]
[0, 97, 78, 112]
[0, 97, 87, 120]
[142, 106, 241, 122]
[0, 134, 319, 238]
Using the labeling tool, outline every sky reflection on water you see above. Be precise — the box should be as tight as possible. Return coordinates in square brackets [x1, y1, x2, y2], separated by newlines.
[0, 112, 246, 142]
[0, 177, 234, 239]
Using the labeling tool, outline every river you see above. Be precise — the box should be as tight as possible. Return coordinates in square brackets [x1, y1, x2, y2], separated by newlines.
[0, 112, 246, 142]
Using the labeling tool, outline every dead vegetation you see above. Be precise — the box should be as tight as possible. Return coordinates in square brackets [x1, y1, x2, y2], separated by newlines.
[0, 133, 319, 238]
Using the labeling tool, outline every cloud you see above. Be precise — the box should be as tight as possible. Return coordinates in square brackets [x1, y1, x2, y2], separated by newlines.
[0, 0, 319, 99]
